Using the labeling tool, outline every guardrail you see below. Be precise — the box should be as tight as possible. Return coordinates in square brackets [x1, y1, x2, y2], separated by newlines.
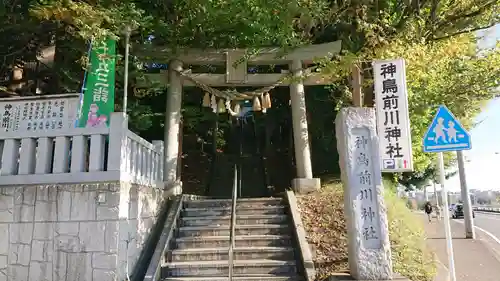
[473, 206, 500, 213]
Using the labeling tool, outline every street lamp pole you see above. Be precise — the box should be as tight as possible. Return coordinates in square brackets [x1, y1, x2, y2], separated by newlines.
[123, 26, 131, 114]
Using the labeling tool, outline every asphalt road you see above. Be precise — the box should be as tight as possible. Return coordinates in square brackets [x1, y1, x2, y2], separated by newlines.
[469, 211, 500, 242]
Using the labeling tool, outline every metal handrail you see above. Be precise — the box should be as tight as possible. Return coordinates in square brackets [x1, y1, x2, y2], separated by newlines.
[228, 164, 238, 281]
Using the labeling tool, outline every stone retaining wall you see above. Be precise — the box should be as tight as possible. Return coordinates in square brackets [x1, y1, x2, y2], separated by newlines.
[0, 182, 165, 281]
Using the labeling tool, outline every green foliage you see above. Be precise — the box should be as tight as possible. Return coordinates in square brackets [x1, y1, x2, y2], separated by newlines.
[0, 0, 52, 74]
[313, 1, 499, 51]
[372, 35, 499, 181]
[319, 34, 499, 187]
[2, 0, 499, 188]
[300, 181, 437, 281]
[157, 0, 329, 49]
[398, 166, 458, 191]
[29, 0, 330, 48]
[30, 1, 149, 41]
[385, 189, 437, 281]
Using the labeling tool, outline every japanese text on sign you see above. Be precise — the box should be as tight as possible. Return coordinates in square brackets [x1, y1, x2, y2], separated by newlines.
[0, 97, 79, 133]
[373, 59, 413, 173]
[352, 127, 382, 249]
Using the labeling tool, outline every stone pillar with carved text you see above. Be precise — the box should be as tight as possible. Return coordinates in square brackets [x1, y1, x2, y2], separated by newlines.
[164, 59, 183, 195]
[335, 107, 393, 280]
[289, 59, 320, 194]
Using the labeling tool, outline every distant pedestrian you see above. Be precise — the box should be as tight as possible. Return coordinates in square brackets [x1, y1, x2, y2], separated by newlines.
[424, 201, 433, 222]
[434, 204, 442, 221]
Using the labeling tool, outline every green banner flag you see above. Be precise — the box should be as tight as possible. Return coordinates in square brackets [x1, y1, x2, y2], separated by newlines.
[78, 38, 116, 128]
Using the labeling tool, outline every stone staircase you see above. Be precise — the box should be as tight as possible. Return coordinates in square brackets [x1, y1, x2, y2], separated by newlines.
[161, 197, 305, 281]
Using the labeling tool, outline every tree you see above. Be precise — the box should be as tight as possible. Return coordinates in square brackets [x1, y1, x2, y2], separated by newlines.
[25, 1, 500, 59]
[369, 35, 499, 186]
[29, 0, 330, 47]
[2, 0, 496, 94]
[1, 1, 499, 187]
[398, 165, 459, 190]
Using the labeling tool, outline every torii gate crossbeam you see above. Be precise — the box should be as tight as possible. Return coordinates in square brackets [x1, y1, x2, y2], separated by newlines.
[136, 41, 342, 194]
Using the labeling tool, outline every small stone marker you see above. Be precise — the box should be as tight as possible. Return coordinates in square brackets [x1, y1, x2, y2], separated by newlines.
[335, 107, 393, 280]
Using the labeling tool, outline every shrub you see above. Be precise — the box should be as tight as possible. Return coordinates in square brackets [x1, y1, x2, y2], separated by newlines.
[298, 181, 436, 281]
[385, 190, 437, 281]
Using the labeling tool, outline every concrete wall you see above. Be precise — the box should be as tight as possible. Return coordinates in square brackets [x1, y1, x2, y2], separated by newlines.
[0, 182, 165, 281]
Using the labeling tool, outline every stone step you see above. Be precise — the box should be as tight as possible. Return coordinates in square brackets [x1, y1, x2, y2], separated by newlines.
[182, 206, 286, 217]
[181, 215, 288, 226]
[175, 235, 293, 249]
[162, 275, 303, 281]
[170, 247, 295, 261]
[162, 259, 297, 277]
[178, 224, 290, 237]
[184, 198, 283, 209]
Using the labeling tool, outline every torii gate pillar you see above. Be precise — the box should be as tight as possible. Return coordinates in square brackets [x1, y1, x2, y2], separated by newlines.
[290, 59, 320, 194]
[144, 43, 343, 195]
[164, 59, 183, 195]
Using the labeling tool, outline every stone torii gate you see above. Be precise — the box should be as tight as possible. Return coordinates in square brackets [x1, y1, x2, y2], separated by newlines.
[137, 41, 342, 194]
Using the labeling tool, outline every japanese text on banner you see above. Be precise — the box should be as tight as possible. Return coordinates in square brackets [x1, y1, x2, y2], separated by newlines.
[78, 38, 116, 128]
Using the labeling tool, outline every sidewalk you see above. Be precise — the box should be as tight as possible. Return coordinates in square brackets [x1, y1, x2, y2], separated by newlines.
[422, 216, 500, 281]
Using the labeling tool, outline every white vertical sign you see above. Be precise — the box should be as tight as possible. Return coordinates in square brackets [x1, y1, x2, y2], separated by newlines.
[373, 58, 413, 172]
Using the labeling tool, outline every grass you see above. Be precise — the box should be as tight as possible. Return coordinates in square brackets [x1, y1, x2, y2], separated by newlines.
[297, 180, 436, 281]
[385, 186, 437, 281]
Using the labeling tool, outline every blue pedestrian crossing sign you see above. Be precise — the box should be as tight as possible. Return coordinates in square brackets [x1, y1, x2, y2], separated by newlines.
[423, 105, 471, 153]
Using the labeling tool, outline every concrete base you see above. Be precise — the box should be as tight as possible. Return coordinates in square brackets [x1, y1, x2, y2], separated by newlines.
[291, 178, 321, 194]
[164, 180, 182, 197]
[328, 273, 410, 281]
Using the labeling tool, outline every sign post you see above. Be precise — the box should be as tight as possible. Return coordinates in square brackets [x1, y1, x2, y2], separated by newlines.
[437, 151, 456, 281]
[423, 105, 472, 281]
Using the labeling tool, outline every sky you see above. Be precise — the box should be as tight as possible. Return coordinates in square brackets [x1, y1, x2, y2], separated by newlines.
[428, 24, 500, 192]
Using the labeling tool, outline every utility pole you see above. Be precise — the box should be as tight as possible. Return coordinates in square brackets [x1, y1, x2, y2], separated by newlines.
[457, 150, 475, 239]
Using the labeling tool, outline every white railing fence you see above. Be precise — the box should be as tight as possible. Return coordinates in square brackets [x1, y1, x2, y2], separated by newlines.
[0, 112, 164, 187]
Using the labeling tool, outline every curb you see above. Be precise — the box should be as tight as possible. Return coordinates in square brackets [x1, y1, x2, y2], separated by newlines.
[285, 190, 316, 281]
[433, 255, 450, 281]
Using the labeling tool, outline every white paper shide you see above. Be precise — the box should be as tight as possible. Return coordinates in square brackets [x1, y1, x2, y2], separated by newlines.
[373, 58, 413, 172]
